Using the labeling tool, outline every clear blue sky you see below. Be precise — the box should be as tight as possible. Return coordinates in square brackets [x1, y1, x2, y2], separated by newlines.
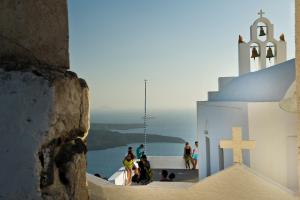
[68, 0, 295, 112]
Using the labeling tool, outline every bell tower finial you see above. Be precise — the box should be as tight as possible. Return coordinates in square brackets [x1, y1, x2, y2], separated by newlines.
[258, 9, 265, 18]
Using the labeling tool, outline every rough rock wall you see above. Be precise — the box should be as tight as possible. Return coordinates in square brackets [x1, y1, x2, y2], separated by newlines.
[0, 67, 89, 199]
[0, 0, 90, 199]
[0, 0, 69, 68]
[296, 0, 300, 194]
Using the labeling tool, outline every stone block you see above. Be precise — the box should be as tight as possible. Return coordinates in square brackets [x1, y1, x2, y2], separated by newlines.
[0, 0, 69, 69]
[0, 69, 89, 199]
[295, 0, 300, 194]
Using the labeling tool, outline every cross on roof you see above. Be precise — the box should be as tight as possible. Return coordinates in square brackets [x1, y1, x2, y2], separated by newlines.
[258, 9, 265, 18]
[220, 127, 256, 164]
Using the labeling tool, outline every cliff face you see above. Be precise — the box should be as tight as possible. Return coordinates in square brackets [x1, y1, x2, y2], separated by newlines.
[0, 68, 90, 199]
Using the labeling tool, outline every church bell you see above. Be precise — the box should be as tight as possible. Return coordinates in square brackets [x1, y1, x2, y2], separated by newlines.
[259, 26, 266, 36]
[266, 46, 274, 61]
[251, 47, 259, 60]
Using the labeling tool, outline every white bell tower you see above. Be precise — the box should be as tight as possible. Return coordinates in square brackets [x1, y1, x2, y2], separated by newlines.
[238, 10, 287, 75]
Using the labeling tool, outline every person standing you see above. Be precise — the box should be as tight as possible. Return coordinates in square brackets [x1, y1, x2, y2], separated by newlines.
[136, 144, 145, 159]
[192, 141, 199, 170]
[183, 142, 192, 169]
[123, 154, 134, 185]
[127, 146, 136, 160]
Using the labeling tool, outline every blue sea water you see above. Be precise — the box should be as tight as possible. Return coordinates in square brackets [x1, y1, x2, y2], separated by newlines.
[87, 109, 197, 178]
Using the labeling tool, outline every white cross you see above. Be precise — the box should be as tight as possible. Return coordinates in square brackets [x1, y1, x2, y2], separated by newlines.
[258, 9, 265, 18]
[220, 127, 256, 164]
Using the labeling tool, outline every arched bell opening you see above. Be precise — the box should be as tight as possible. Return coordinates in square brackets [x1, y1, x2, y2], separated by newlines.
[250, 43, 260, 72]
[257, 22, 267, 42]
[266, 42, 276, 67]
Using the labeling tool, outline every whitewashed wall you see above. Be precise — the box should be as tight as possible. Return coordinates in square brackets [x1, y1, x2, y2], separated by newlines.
[248, 102, 298, 192]
[197, 101, 250, 179]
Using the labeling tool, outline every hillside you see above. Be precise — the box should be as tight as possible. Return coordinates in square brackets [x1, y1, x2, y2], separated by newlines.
[87, 123, 185, 150]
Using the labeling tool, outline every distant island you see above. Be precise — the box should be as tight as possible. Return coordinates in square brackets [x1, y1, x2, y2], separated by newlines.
[87, 123, 185, 150]
[90, 123, 145, 130]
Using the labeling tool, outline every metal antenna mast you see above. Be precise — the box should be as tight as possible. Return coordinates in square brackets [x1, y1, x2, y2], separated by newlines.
[144, 79, 148, 154]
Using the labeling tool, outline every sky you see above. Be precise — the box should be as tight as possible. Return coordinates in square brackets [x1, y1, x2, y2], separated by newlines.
[68, 0, 295, 112]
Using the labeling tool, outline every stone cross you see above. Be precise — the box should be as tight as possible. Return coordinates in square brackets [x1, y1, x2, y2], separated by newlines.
[0, 0, 69, 69]
[258, 9, 265, 18]
[220, 127, 256, 164]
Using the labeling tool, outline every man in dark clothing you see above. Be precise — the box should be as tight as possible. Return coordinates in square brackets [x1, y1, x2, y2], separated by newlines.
[138, 155, 152, 184]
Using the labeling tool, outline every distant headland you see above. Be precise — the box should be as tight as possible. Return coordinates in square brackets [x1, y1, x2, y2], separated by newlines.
[87, 123, 185, 150]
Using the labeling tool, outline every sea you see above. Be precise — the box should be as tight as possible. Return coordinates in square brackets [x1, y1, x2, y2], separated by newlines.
[87, 109, 197, 178]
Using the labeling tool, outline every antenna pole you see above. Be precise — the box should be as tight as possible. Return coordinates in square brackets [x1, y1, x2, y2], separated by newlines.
[144, 79, 148, 154]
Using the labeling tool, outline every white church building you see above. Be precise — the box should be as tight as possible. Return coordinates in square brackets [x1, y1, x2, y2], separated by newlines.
[197, 10, 298, 192]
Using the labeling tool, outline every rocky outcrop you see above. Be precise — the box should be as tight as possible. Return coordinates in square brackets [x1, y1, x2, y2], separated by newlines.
[0, 0, 90, 199]
[296, 0, 300, 193]
[0, 68, 89, 199]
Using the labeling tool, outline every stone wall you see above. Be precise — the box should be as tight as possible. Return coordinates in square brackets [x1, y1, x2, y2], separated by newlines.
[0, 0, 69, 69]
[0, 68, 89, 199]
[296, 0, 300, 194]
[0, 1, 90, 199]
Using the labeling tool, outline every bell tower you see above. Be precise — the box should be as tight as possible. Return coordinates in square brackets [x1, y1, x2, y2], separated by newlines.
[238, 10, 287, 75]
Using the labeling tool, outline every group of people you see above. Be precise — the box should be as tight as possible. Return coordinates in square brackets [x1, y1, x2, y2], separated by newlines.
[122, 141, 198, 185]
[160, 169, 175, 182]
[122, 144, 152, 185]
[183, 141, 199, 170]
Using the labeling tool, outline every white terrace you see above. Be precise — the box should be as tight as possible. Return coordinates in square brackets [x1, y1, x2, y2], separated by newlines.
[108, 156, 199, 185]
